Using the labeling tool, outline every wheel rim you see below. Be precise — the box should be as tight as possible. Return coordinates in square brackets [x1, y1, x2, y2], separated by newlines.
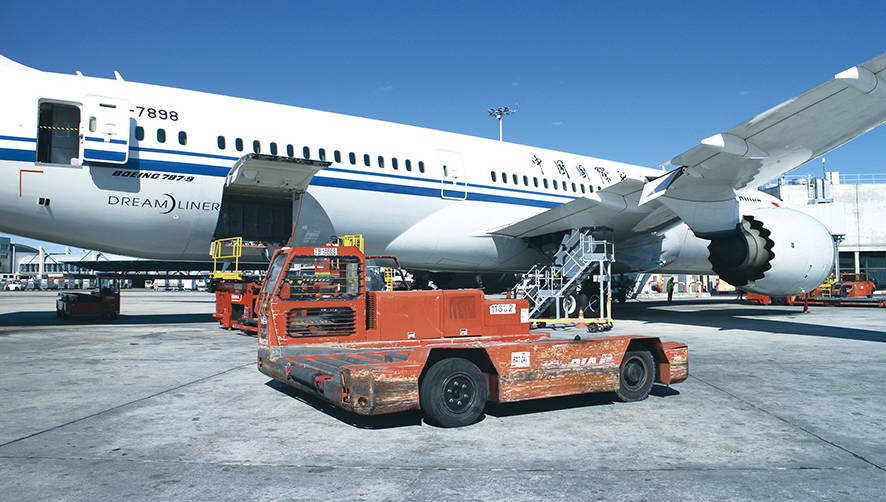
[442, 373, 474, 413]
[622, 356, 648, 391]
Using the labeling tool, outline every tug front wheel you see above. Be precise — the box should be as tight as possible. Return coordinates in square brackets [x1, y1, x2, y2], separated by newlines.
[615, 350, 655, 402]
[420, 358, 488, 428]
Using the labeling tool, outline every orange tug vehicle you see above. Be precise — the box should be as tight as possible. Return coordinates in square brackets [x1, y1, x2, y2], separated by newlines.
[256, 243, 689, 427]
[213, 280, 261, 334]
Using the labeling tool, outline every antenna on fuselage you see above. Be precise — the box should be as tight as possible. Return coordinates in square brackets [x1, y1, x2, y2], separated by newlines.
[113, 70, 124, 81]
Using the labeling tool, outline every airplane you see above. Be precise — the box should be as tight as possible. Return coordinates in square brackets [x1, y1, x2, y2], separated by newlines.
[1, 51, 885, 303]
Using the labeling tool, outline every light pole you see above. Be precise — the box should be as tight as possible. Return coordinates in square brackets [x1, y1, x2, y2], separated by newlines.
[488, 106, 516, 141]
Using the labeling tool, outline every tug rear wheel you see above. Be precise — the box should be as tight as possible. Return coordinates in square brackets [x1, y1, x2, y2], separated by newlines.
[420, 358, 487, 428]
[616, 350, 655, 402]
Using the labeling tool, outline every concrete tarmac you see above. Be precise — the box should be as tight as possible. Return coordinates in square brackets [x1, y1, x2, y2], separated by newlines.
[1, 291, 884, 501]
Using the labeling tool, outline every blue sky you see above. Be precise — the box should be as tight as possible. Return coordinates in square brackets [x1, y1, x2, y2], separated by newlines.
[2, 1, 886, 251]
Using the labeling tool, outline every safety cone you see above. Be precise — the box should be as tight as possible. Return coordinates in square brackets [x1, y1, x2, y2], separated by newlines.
[574, 309, 588, 330]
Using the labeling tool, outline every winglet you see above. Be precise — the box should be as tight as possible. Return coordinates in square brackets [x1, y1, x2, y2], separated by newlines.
[639, 168, 682, 206]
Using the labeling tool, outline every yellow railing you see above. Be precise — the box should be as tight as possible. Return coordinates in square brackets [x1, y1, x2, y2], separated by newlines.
[337, 234, 364, 252]
[211, 237, 243, 280]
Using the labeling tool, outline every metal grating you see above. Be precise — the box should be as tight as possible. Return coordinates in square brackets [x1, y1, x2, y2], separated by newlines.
[286, 307, 355, 337]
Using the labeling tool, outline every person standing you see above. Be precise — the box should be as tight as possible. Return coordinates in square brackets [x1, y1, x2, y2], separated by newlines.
[666, 277, 675, 303]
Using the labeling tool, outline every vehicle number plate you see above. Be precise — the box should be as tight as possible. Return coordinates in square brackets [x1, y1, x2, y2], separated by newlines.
[489, 303, 516, 315]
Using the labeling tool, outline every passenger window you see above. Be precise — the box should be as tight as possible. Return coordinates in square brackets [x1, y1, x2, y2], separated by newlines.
[253, 140, 260, 153]
[392, 157, 398, 170]
[349, 152, 356, 165]
[88, 117, 97, 132]
[405, 159, 412, 171]
[543, 179, 549, 189]
[136, 126, 145, 141]
[178, 131, 187, 145]
[533, 177, 538, 187]
[270, 142, 278, 155]
[443, 165, 448, 177]
[491, 171, 497, 182]
[419, 161, 425, 173]
[572, 182, 577, 192]
[523, 175, 529, 186]
[303, 146, 310, 159]
[235, 138, 243, 151]
[319, 148, 326, 161]
[334, 150, 341, 163]
[378, 156, 384, 168]
[512, 174, 518, 184]
[580, 184, 586, 194]
[363, 154, 370, 167]
[217, 135, 225, 149]
[157, 128, 166, 143]
[553, 180, 558, 190]
[287, 144, 294, 157]
[501, 172, 507, 184]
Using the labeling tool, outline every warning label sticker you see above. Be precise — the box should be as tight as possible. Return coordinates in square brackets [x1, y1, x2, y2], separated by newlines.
[511, 351, 530, 368]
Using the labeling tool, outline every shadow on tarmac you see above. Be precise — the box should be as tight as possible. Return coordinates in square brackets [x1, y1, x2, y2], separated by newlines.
[0, 311, 214, 328]
[266, 379, 679, 429]
[265, 379, 424, 429]
[613, 299, 886, 343]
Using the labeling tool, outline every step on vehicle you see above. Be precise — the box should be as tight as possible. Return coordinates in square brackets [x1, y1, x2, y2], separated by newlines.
[257, 243, 688, 427]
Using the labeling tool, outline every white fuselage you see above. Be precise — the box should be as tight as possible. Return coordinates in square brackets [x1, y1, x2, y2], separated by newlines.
[0, 56, 779, 274]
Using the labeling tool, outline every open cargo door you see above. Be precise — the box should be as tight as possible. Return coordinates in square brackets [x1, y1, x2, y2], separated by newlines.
[213, 154, 332, 254]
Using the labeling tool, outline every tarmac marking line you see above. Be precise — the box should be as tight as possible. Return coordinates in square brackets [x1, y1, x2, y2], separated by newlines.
[689, 375, 886, 472]
[0, 362, 254, 450]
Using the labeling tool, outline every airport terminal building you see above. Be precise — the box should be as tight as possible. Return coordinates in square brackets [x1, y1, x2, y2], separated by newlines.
[763, 172, 886, 288]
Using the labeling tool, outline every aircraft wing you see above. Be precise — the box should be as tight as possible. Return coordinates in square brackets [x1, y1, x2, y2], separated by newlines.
[488, 177, 669, 238]
[643, 50, 886, 236]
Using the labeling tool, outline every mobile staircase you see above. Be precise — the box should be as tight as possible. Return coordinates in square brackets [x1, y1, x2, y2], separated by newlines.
[512, 229, 614, 329]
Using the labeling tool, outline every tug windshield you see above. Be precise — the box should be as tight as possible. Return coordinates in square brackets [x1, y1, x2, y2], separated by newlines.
[279, 256, 361, 301]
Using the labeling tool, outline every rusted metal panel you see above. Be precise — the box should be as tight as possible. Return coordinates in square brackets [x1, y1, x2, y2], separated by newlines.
[483, 338, 629, 402]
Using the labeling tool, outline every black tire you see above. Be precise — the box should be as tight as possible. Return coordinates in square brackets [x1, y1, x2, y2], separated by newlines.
[420, 357, 487, 427]
[615, 350, 655, 402]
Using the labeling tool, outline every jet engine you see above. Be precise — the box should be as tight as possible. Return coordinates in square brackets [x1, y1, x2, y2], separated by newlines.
[707, 207, 834, 296]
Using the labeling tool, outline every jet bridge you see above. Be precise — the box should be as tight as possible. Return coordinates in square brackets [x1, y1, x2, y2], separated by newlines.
[213, 154, 333, 262]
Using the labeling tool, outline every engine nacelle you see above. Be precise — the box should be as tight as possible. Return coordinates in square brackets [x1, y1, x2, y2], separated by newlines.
[707, 208, 834, 296]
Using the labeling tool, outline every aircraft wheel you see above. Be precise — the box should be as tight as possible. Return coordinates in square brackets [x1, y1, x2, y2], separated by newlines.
[616, 350, 655, 402]
[420, 358, 487, 428]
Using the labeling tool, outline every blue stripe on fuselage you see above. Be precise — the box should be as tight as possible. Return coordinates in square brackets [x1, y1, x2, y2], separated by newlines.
[0, 142, 575, 208]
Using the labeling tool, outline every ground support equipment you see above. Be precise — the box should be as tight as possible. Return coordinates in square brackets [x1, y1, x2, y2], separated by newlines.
[56, 273, 121, 320]
[256, 243, 687, 427]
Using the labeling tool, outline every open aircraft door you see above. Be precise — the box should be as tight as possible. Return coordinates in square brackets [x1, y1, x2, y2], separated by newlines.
[439, 150, 466, 200]
[214, 154, 333, 254]
[81, 95, 131, 164]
